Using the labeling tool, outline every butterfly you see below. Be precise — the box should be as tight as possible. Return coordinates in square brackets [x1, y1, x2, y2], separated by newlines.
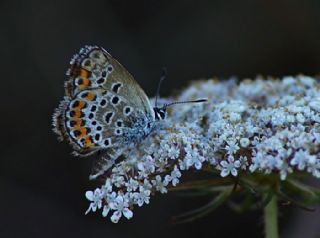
[52, 46, 206, 179]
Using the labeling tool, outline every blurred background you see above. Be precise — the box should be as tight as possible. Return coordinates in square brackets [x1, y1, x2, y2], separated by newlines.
[1, 0, 320, 237]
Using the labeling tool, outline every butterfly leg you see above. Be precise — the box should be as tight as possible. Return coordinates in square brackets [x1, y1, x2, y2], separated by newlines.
[89, 158, 115, 180]
[89, 148, 123, 180]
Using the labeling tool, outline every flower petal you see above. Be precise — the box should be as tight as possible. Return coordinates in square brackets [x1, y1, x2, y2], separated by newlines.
[111, 211, 122, 223]
[85, 191, 94, 201]
[220, 169, 230, 177]
[123, 208, 133, 219]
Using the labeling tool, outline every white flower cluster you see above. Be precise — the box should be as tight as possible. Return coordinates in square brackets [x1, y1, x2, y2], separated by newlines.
[85, 75, 320, 222]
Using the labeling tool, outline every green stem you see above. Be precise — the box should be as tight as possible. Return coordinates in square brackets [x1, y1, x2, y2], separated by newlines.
[264, 194, 279, 238]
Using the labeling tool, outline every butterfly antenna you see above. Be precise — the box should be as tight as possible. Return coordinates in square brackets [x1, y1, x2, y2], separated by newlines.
[155, 67, 167, 107]
[164, 99, 207, 108]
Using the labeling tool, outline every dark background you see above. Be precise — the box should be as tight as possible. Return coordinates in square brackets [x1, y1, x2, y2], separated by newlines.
[1, 0, 320, 237]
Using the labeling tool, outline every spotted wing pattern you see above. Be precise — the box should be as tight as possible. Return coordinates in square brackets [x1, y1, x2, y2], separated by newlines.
[53, 46, 155, 177]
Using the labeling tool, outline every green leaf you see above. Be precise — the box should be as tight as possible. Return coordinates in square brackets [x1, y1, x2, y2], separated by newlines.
[277, 179, 320, 211]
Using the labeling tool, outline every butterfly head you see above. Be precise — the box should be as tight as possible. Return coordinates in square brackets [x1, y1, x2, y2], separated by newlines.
[153, 98, 207, 121]
[153, 106, 167, 120]
[153, 69, 207, 121]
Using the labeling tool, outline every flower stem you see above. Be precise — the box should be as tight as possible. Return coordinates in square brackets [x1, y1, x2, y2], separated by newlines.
[264, 194, 279, 238]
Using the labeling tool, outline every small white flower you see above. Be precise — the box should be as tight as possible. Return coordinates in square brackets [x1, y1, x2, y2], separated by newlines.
[306, 158, 320, 178]
[85, 189, 103, 214]
[112, 176, 125, 188]
[282, 76, 296, 87]
[288, 105, 303, 113]
[135, 189, 151, 207]
[165, 166, 182, 186]
[299, 75, 314, 87]
[309, 98, 320, 112]
[110, 195, 133, 223]
[225, 140, 240, 155]
[163, 143, 180, 160]
[220, 156, 241, 177]
[102, 178, 113, 193]
[223, 100, 247, 113]
[286, 114, 295, 123]
[140, 179, 153, 191]
[137, 155, 156, 175]
[184, 146, 205, 170]
[152, 175, 168, 193]
[290, 149, 312, 170]
[296, 113, 305, 123]
[125, 178, 139, 192]
[271, 110, 287, 126]
[278, 160, 293, 181]
[81, 76, 320, 221]
[240, 138, 250, 148]
[239, 155, 249, 170]
[229, 112, 241, 122]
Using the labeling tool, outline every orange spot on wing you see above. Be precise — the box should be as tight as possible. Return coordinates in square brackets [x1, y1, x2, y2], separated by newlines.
[78, 78, 91, 90]
[79, 68, 90, 78]
[79, 127, 88, 138]
[78, 101, 86, 109]
[84, 137, 93, 147]
[74, 119, 82, 127]
[84, 79, 91, 86]
[73, 109, 82, 118]
[86, 92, 96, 101]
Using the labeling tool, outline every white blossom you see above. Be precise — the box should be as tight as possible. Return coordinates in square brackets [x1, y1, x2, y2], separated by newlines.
[85, 189, 103, 214]
[134, 189, 151, 207]
[152, 175, 168, 194]
[225, 140, 240, 155]
[240, 138, 250, 148]
[81, 76, 320, 222]
[220, 156, 241, 177]
[110, 195, 133, 223]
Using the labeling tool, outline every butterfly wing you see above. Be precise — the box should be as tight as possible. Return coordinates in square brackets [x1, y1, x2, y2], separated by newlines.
[53, 46, 155, 178]
[64, 45, 153, 111]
